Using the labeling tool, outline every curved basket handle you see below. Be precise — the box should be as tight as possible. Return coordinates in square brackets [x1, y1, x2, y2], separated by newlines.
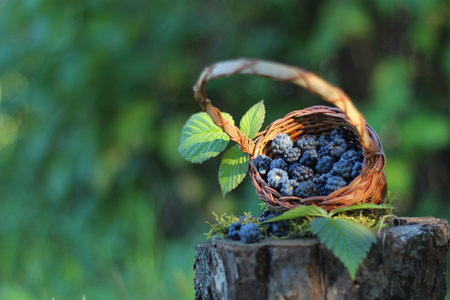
[193, 59, 370, 154]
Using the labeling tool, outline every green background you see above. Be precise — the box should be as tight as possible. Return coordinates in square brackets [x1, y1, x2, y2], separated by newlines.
[0, 0, 449, 299]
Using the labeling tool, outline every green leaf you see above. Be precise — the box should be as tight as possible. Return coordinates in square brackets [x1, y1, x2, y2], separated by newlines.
[329, 203, 393, 218]
[311, 217, 376, 280]
[218, 145, 250, 196]
[178, 112, 234, 163]
[239, 100, 265, 139]
[263, 205, 329, 223]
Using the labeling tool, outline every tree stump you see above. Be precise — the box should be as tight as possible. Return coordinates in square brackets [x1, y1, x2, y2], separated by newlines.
[194, 217, 449, 300]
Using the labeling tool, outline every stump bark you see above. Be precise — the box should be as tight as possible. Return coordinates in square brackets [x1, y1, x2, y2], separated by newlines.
[194, 217, 449, 300]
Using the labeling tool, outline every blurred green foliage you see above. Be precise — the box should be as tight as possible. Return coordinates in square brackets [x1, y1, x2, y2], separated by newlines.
[0, 0, 449, 299]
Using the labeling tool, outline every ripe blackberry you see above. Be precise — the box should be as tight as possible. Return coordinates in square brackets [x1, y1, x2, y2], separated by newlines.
[296, 134, 317, 151]
[258, 210, 282, 223]
[271, 133, 293, 155]
[315, 155, 335, 174]
[228, 222, 242, 240]
[280, 179, 299, 196]
[341, 150, 360, 164]
[239, 223, 263, 243]
[329, 138, 348, 158]
[325, 176, 346, 193]
[253, 155, 272, 175]
[270, 158, 288, 172]
[317, 143, 332, 157]
[313, 173, 332, 196]
[299, 149, 319, 168]
[268, 220, 290, 237]
[317, 134, 331, 148]
[284, 147, 301, 164]
[332, 159, 353, 179]
[351, 162, 363, 179]
[293, 180, 317, 198]
[267, 168, 288, 190]
[289, 164, 314, 182]
[330, 128, 347, 141]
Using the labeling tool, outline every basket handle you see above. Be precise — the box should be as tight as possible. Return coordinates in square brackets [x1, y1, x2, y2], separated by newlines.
[193, 59, 370, 154]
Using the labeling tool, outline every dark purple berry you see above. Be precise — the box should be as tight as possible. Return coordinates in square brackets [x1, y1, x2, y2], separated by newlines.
[332, 159, 353, 179]
[325, 176, 346, 193]
[258, 210, 282, 223]
[280, 179, 299, 196]
[269, 221, 290, 237]
[267, 168, 288, 190]
[315, 155, 335, 174]
[289, 164, 314, 182]
[272, 133, 293, 155]
[293, 180, 317, 198]
[351, 162, 363, 179]
[253, 155, 272, 175]
[284, 147, 301, 163]
[270, 158, 288, 172]
[296, 134, 317, 151]
[228, 222, 242, 240]
[299, 149, 319, 168]
[239, 223, 262, 243]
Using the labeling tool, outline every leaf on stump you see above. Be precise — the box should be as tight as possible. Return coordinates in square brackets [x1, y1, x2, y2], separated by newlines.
[310, 217, 376, 280]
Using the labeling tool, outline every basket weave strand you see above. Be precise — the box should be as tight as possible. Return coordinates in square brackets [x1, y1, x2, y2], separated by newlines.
[193, 59, 387, 211]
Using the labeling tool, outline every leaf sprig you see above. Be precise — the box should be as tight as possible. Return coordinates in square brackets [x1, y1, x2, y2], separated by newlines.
[178, 101, 265, 195]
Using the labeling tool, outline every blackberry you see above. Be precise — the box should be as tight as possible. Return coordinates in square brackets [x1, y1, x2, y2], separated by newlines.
[341, 150, 360, 164]
[313, 173, 332, 196]
[351, 162, 363, 179]
[299, 149, 319, 168]
[268, 220, 290, 237]
[332, 159, 353, 179]
[267, 168, 288, 190]
[289, 164, 314, 182]
[317, 134, 331, 148]
[228, 222, 242, 240]
[253, 155, 272, 175]
[329, 138, 348, 158]
[270, 158, 288, 172]
[330, 128, 347, 141]
[280, 179, 299, 196]
[315, 155, 335, 174]
[293, 180, 317, 198]
[258, 210, 282, 223]
[239, 223, 263, 243]
[271, 133, 293, 155]
[325, 176, 346, 193]
[296, 134, 317, 151]
[283, 147, 301, 164]
[317, 143, 332, 157]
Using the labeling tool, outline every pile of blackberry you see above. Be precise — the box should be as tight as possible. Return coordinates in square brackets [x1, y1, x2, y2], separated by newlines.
[252, 129, 364, 198]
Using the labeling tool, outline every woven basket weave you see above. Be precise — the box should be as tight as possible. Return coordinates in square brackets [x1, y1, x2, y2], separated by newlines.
[193, 59, 387, 212]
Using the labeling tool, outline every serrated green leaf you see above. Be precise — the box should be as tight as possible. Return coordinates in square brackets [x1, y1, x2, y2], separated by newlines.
[329, 204, 393, 218]
[178, 112, 234, 163]
[263, 205, 329, 223]
[218, 145, 250, 196]
[311, 217, 376, 280]
[239, 100, 265, 139]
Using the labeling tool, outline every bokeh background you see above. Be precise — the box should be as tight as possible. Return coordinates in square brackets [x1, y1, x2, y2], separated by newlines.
[0, 0, 449, 299]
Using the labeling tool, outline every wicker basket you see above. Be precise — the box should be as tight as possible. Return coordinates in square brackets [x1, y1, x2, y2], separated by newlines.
[193, 59, 387, 212]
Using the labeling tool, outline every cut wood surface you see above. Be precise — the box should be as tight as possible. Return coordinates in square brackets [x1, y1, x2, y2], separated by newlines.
[194, 217, 449, 300]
